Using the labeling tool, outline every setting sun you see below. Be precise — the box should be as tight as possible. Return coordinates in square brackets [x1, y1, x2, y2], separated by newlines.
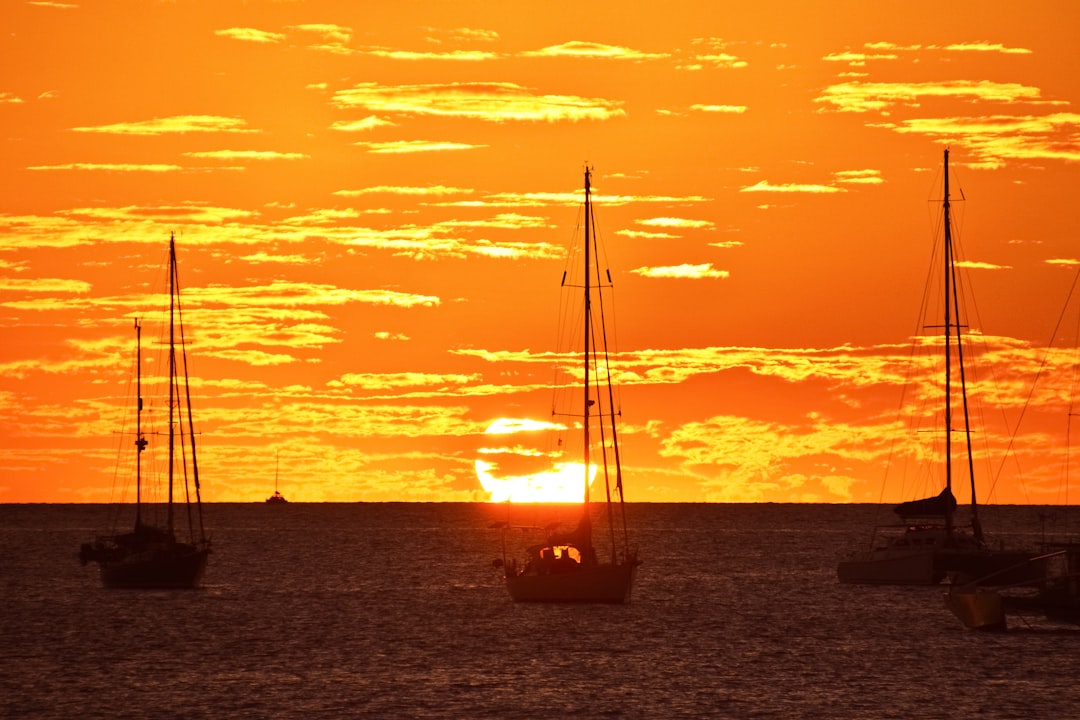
[475, 418, 593, 503]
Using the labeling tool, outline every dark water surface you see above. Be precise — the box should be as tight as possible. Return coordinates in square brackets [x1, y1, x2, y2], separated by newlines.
[3, 503, 1079, 719]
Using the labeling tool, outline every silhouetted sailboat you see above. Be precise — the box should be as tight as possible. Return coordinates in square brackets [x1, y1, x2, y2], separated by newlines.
[837, 150, 1039, 586]
[946, 267, 1080, 629]
[500, 167, 639, 603]
[266, 452, 288, 503]
[79, 234, 211, 589]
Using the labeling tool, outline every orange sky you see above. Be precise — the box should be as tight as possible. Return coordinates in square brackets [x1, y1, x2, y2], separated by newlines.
[2, 1, 1079, 504]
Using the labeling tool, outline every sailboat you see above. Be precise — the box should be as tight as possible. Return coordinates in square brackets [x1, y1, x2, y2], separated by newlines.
[945, 544, 1080, 630]
[838, 149, 1040, 586]
[266, 452, 288, 503]
[500, 167, 639, 603]
[946, 266, 1080, 629]
[79, 233, 211, 589]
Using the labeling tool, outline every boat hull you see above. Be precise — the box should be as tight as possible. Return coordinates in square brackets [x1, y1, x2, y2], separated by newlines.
[944, 590, 1007, 631]
[506, 562, 636, 604]
[936, 548, 1047, 587]
[837, 550, 941, 585]
[100, 546, 210, 589]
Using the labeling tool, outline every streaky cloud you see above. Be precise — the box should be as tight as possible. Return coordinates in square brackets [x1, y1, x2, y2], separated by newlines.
[333, 81, 625, 123]
[353, 140, 485, 154]
[183, 150, 308, 161]
[0, 277, 91, 293]
[631, 263, 730, 279]
[363, 48, 497, 61]
[637, 217, 714, 229]
[71, 115, 256, 136]
[956, 260, 1012, 270]
[334, 185, 474, 197]
[28, 163, 184, 172]
[330, 116, 395, 132]
[834, 169, 884, 184]
[522, 41, 667, 61]
[337, 372, 480, 390]
[689, 104, 748, 114]
[215, 27, 285, 44]
[815, 80, 1045, 113]
[740, 180, 844, 194]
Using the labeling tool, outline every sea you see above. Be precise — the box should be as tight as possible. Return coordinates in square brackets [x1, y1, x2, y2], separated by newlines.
[3, 502, 1079, 720]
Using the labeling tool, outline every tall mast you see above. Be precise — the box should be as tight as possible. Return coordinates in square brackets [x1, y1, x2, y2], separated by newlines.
[582, 166, 592, 513]
[943, 151, 983, 541]
[167, 232, 176, 534]
[135, 318, 146, 527]
[942, 149, 954, 536]
[941, 147, 950, 507]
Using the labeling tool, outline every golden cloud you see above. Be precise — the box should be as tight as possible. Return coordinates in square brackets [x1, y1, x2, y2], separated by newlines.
[815, 80, 1045, 113]
[27, 163, 184, 172]
[891, 113, 1080, 166]
[834, 169, 884, 184]
[337, 372, 480, 390]
[238, 252, 314, 265]
[631, 264, 730, 279]
[214, 27, 285, 44]
[617, 230, 678, 239]
[183, 150, 308, 161]
[637, 217, 715, 229]
[822, 51, 899, 65]
[353, 140, 485, 154]
[740, 180, 844, 193]
[0, 277, 91, 293]
[522, 41, 667, 61]
[329, 116, 396, 132]
[680, 37, 749, 70]
[71, 115, 256, 136]
[333, 185, 473, 197]
[955, 260, 1012, 270]
[689, 104, 748, 113]
[363, 48, 497, 61]
[332, 82, 625, 122]
[944, 42, 1033, 54]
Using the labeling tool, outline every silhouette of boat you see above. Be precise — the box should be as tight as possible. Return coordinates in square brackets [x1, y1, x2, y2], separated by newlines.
[838, 150, 1040, 586]
[499, 167, 639, 603]
[946, 544, 1080, 631]
[79, 234, 211, 589]
[266, 452, 288, 503]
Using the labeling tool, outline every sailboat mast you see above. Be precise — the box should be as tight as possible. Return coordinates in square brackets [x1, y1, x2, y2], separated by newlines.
[942, 148, 955, 537]
[944, 154, 983, 539]
[582, 167, 592, 511]
[135, 318, 144, 527]
[167, 233, 176, 535]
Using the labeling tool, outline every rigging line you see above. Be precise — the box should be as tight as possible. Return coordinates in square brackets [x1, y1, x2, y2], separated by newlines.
[175, 269, 206, 542]
[586, 178, 629, 552]
[988, 264, 1080, 500]
[590, 348, 617, 564]
[881, 200, 947, 506]
[947, 214, 1002, 476]
[1063, 299, 1080, 512]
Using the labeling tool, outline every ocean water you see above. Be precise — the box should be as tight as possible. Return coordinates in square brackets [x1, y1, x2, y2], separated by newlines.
[3, 502, 1079, 720]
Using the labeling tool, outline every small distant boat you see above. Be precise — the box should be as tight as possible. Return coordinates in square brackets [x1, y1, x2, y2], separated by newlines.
[499, 166, 639, 604]
[838, 150, 1041, 587]
[79, 234, 211, 589]
[266, 453, 288, 504]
